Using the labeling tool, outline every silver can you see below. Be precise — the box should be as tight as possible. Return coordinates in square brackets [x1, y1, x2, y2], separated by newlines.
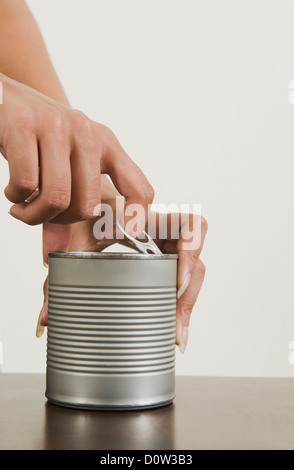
[45, 251, 178, 410]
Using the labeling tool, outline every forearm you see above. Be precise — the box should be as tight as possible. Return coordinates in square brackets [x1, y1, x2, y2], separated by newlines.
[0, 0, 118, 196]
[0, 0, 69, 105]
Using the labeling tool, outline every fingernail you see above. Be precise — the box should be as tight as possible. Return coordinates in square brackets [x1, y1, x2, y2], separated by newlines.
[36, 306, 45, 338]
[43, 261, 48, 268]
[177, 273, 191, 299]
[8, 210, 18, 220]
[179, 326, 189, 354]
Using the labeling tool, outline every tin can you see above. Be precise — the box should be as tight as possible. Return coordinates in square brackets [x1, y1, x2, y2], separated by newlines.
[45, 252, 178, 410]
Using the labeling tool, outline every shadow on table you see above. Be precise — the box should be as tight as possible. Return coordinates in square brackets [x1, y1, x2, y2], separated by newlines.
[43, 400, 175, 450]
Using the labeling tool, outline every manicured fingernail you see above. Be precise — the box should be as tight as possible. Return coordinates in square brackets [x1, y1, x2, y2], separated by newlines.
[36, 306, 45, 338]
[43, 261, 48, 268]
[179, 326, 189, 354]
[8, 210, 18, 220]
[177, 273, 191, 299]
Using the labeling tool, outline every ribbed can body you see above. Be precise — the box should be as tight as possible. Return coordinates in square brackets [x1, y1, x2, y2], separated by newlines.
[45, 252, 178, 410]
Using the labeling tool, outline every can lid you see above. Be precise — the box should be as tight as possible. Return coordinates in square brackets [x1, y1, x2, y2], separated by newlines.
[48, 251, 178, 260]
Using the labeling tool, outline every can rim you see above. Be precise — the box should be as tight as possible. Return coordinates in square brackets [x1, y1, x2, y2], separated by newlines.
[48, 251, 178, 260]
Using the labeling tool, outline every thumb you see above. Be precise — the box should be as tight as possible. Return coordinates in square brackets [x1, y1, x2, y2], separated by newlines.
[36, 222, 71, 338]
[42, 222, 72, 265]
[36, 277, 48, 337]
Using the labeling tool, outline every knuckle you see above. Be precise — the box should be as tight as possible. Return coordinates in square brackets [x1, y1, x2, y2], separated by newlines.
[101, 124, 116, 142]
[49, 111, 66, 137]
[76, 199, 101, 220]
[72, 110, 96, 141]
[13, 176, 38, 195]
[180, 304, 193, 321]
[14, 109, 34, 132]
[47, 189, 70, 213]
[201, 216, 208, 233]
[100, 125, 118, 154]
[140, 183, 155, 204]
[197, 259, 206, 278]
[190, 249, 201, 263]
[146, 184, 155, 203]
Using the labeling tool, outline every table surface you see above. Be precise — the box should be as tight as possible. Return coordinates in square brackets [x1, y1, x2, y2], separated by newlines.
[1, 374, 294, 450]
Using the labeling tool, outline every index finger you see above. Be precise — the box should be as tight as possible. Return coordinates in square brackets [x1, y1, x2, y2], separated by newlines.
[99, 127, 154, 236]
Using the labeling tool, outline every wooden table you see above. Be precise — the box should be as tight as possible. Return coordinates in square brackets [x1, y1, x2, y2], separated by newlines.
[1, 374, 294, 450]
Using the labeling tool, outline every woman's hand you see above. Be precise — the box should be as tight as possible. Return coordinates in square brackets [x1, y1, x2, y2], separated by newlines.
[37, 204, 208, 354]
[0, 73, 154, 251]
[153, 212, 208, 353]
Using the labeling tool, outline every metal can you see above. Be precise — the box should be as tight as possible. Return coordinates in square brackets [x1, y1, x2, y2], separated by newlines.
[45, 251, 178, 410]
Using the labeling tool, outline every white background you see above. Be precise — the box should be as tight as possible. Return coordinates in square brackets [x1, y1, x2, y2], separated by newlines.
[0, 0, 293, 376]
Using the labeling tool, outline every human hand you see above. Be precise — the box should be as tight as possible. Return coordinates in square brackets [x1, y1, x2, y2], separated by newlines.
[37, 205, 208, 355]
[0, 73, 154, 256]
[143, 211, 208, 353]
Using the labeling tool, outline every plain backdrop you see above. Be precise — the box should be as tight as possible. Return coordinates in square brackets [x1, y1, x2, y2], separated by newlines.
[0, 0, 293, 376]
